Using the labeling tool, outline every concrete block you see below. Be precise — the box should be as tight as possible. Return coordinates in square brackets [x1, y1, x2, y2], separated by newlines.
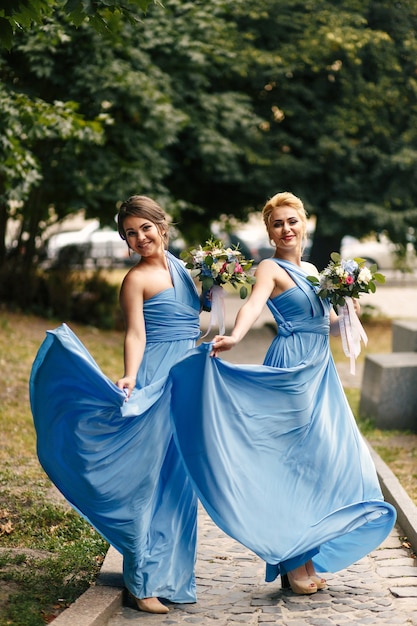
[392, 320, 417, 353]
[359, 352, 417, 431]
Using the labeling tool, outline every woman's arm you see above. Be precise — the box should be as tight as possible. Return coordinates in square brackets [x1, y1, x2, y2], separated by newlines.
[116, 272, 146, 397]
[211, 261, 276, 355]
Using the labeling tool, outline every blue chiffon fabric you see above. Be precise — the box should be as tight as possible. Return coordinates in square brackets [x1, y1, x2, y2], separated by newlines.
[30, 254, 396, 602]
[169, 259, 396, 581]
[30, 252, 201, 603]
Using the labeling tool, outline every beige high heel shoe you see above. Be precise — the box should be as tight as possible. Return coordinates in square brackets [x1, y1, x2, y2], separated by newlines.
[281, 572, 317, 595]
[310, 575, 327, 590]
[305, 560, 327, 589]
[135, 597, 169, 614]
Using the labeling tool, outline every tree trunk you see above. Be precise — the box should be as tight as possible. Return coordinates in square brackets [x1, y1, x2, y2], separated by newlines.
[0, 200, 8, 265]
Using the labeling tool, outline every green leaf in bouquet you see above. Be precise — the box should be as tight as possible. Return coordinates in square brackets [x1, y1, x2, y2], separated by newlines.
[226, 261, 236, 274]
[374, 273, 386, 284]
[242, 261, 254, 271]
[201, 276, 214, 292]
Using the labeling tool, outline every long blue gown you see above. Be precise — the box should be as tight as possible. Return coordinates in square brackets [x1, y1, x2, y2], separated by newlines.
[169, 259, 396, 580]
[30, 255, 396, 599]
[30, 252, 201, 602]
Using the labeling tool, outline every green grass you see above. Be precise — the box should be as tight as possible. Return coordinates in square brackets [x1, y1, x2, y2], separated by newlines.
[0, 310, 120, 626]
[0, 511, 107, 625]
[0, 486, 108, 625]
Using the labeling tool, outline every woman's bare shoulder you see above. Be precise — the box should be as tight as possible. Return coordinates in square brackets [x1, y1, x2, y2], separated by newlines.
[257, 257, 280, 270]
[255, 258, 284, 277]
[121, 263, 146, 290]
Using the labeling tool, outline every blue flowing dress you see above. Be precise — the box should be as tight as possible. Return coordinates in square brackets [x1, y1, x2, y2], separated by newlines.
[169, 259, 396, 580]
[30, 252, 201, 602]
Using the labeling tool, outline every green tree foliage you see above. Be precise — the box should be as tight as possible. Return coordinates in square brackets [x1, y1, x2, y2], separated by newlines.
[2, 0, 417, 286]
[2, 0, 271, 255]
[132, 0, 417, 260]
[238, 0, 417, 267]
[0, 13, 181, 270]
[0, 79, 105, 268]
[0, 0, 154, 49]
[138, 0, 271, 240]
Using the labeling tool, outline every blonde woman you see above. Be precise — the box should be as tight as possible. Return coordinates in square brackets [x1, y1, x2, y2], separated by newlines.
[169, 192, 396, 597]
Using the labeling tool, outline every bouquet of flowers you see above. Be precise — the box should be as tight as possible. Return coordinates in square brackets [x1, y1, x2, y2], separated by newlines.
[307, 252, 385, 306]
[180, 237, 255, 334]
[307, 252, 385, 374]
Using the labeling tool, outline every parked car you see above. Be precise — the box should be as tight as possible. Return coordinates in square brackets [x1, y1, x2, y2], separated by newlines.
[340, 235, 417, 271]
[211, 216, 272, 265]
[46, 220, 189, 268]
[45, 220, 132, 268]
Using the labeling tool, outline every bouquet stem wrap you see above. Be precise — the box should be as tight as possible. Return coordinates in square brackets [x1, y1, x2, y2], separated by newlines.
[201, 285, 226, 338]
[337, 297, 368, 375]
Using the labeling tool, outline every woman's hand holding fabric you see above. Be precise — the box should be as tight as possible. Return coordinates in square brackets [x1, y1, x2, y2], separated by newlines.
[116, 375, 136, 399]
[210, 335, 237, 357]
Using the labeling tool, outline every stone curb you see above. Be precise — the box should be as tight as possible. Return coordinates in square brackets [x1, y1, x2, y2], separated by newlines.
[51, 544, 124, 626]
[51, 443, 417, 626]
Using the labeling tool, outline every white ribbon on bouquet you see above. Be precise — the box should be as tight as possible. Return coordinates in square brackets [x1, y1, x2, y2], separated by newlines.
[337, 296, 368, 375]
[201, 285, 226, 338]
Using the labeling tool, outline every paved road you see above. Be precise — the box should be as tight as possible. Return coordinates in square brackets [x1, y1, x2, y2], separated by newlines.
[106, 505, 417, 626]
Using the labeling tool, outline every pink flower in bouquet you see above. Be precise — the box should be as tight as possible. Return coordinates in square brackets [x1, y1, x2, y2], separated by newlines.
[220, 260, 243, 275]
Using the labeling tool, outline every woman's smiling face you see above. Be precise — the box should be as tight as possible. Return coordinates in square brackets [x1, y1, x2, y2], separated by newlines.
[268, 206, 306, 257]
[123, 216, 165, 256]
